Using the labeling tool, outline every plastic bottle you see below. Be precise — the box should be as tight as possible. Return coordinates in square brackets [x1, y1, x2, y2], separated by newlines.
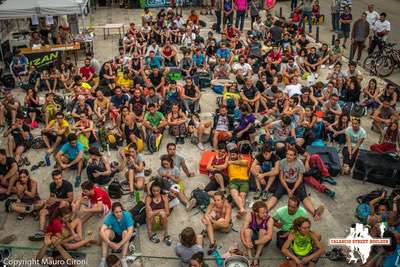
[134, 191, 141, 203]
[211, 249, 224, 267]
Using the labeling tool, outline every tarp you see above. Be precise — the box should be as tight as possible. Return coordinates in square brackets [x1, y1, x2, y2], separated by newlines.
[0, 0, 89, 19]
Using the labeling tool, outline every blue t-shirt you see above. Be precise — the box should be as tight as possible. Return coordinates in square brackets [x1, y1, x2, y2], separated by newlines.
[383, 245, 400, 267]
[146, 56, 162, 69]
[192, 53, 205, 66]
[103, 211, 134, 236]
[60, 142, 83, 160]
[216, 48, 231, 60]
[111, 94, 129, 109]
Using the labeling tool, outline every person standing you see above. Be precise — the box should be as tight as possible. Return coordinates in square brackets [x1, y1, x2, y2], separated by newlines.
[249, 0, 260, 30]
[215, 0, 223, 33]
[365, 4, 379, 47]
[330, 0, 341, 32]
[223, 0, 234, 26]
[299, 0, 313, 33]
[368, 12, 391, 54]
[339, 5, 352, 48]
[235, 0, 248, 31]
[350, 12, 369, 63]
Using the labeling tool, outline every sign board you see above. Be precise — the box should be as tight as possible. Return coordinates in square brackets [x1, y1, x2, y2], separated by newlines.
[145, 0, 190, 8]
[26, 51, 61, 69]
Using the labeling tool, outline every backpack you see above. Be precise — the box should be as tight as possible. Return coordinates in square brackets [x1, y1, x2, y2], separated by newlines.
[356, 189, 386, 204]
[190, 188, 210, 211]
[129, 201, 146, 226]
[350, 103, 365, 118]
[108, 179, 129, 199]
[147, 132, 162, 154]
[31, 136, 46, 149]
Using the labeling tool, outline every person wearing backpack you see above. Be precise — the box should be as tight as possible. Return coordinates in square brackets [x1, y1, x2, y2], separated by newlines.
[145, 181, 172, 246]
[99, 202, 134, 267]
[201, 192, 232, 255]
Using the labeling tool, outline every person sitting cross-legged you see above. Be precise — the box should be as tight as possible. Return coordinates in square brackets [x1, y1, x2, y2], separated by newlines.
[41, 111, 70, 158]
[281, 217, 325, 267]
[55, 133, 85, 188]
[99, 202, 134, 267]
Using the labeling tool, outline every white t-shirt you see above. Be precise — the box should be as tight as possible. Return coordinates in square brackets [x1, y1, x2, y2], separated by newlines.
[373, 20, 391, 34]
[365, 10, 379, 27]
[345, 126, 367, 147]
[284, 83, 302, 97]
[232, 63, 252, 76]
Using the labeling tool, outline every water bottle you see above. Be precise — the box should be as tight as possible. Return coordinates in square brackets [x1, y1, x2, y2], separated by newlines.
[134, 191, 141, 203]
[45, 153, 51, 166]
[211, 249, 223, 267]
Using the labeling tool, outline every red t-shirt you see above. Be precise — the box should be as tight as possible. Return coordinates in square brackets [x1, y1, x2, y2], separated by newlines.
[46, 218, 63, 235]
[79, 66, 95, 80]
[89, 186, 112, 209]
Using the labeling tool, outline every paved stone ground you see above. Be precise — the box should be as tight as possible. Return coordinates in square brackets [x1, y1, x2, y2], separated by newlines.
[0, 5, 394, 267]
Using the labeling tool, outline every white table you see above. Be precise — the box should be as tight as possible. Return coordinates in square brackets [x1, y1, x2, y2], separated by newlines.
[100, 23, 125, 40]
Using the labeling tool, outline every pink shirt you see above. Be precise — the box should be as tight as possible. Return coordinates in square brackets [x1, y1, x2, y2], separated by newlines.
[235, 0, 247, 11]
[265, 0, 275, 9]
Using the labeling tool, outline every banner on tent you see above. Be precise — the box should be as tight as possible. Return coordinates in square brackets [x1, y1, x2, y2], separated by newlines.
[145, 0, 190, 7]
[26, 51, 61, 69]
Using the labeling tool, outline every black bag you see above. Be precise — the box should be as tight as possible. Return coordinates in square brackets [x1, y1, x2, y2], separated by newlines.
[352, 150, 400, 187]
[190, 188, 210, 211]
[356, 189, 386, 204]
[1, 74, 15, 89]
[108, 179, 129, 199]
[129, 201, 146, 226]
[306, 145, 341, 177]
[351, 104, 365, 117]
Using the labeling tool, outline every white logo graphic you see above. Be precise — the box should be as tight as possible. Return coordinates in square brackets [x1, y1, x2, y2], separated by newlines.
[329, 223, 391, 264]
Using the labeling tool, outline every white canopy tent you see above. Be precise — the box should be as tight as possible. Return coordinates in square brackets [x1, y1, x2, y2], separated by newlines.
[0, 0, 89, 19]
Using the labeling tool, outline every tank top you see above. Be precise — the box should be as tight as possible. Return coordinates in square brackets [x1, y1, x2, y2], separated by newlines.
[211, 155, 227, 176]
[300, 96, 313, 108]
[150, 197, 165, 211]
[249, 212, 269, 232]
[184, 84, 196, 98]
[131, 59, 141, 71]
[292, 232, 313, 257]
[163, 46, 173, 57]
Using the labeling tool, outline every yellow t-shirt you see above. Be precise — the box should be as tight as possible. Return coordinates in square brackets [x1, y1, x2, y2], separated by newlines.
[117, 75, 133, 89]
[48, 119, 70, 137]
[227, 160, 249, 181]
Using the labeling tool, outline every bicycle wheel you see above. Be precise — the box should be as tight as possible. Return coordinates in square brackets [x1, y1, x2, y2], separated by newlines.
[376, 56, 394, 77]
[363, 55, 377, 74]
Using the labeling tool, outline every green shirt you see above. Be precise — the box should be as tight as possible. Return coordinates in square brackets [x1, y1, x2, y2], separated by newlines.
[273, 206, 308, 232]
[144, 111, 164, 127]
[292, 232, 313, 256]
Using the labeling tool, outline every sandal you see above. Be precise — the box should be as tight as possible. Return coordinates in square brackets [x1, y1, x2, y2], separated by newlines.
[313, 205, 325, 221]
[163, 235, 172, 246]
[149, 233, 160, 243]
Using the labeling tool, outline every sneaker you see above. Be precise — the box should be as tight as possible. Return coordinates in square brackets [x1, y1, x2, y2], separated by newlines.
[98, 257, 106, 267]
[207, 243, 217, 255]
[186, 198, 197, 212]
[179, 137, 185, 144]
[175, 137, 180, 144]
[29, 230, 45, 241]
[163, 235, 172, 246]
[197, 143, 205, 151]
[17, 214, 26, 220]
[253, 190, 261, 200]
[322, 176, 337, 185]
[74, 176, 81, 188]
[324, 189, 336, 198]
[261, 191, 271, 201]
[120, 257, 129, 267]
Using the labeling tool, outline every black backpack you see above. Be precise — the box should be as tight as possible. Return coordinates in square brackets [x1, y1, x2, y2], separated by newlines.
[356, 189, 386, 204]
[108, 179, 129, 199]
[129, 201, 146, 226]
[190, 188, 210, 211]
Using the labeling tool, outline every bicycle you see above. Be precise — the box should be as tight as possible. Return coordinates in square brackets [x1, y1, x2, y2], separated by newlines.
[362, 42, 395, 76]
[375, 45, 400, 77]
